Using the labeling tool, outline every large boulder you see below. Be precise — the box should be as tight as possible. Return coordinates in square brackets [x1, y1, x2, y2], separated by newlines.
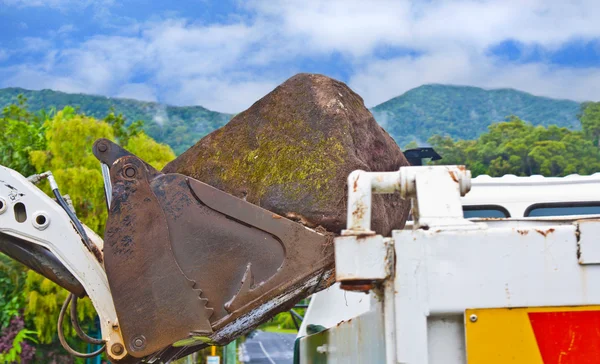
[162, 73, 410, 236]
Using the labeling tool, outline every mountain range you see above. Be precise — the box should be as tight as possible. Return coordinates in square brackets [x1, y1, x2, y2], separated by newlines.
[0, 84, 584, 154]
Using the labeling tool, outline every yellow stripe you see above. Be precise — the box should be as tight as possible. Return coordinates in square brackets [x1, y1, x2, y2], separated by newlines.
[466, 307, 543, 364]
[466, 306, 600, 364]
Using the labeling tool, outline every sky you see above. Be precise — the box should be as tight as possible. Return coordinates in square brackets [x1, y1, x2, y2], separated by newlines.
[0, 0, 599, 113]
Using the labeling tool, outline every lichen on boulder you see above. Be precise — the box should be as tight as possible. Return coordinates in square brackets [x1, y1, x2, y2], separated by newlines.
[162, 73, 410, 236]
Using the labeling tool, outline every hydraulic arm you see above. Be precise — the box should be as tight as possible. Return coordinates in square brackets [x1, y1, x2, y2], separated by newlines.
[0, 139, 335, 363]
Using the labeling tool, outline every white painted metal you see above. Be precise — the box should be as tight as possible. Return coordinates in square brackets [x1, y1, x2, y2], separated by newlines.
[344, 170, 400, 235]
[393, 220, 600, 363]
[304, 170, 600, 339]
[298, 300, 386, 364]
[462, 172, 600, 217]
[334, 234, 390, 282]
[299, 166, 600, 364]
[344, 166, 471, 235]
[576, 219, 600, 265]
[297, 283, 371, 337]
[427, 316, 466, 364]
[399, 166, 472, 229]
[0, 165, 126, 359]
[382, 274, 397, 364]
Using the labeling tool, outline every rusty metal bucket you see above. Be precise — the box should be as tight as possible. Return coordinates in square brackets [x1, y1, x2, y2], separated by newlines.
[93, 139, 335, 362]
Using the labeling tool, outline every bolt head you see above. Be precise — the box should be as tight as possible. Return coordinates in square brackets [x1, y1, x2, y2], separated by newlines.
[131, 336, 146, 350]
[124, 167, 136, 178]
[111, 343, 124, 356]
[97, 143, 108, 152]
[469, 314, 478, 322]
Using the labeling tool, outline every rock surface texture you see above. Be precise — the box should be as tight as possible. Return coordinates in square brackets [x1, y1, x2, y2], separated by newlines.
[162, 73, 410, 236]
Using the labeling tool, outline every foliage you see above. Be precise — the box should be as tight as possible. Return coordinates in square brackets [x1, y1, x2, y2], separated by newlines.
[372, 84, 581, 148]
[0, 84, 585, 156]
[0, 255, 27, 328]
[579, 101, 600, 147]
[0, 316, 37, 363]
[429, 115, 600, 177]
[0, 87, 232, 155]
[29, 107, 115, 233]
[0, 97, 176, 360]
[125, 132, 176, 170]
[103, 108, 143, 146]
[24, 270, 96, 345]
[24, 104, 175, 353]
[0, 95, 48, 176]
[259, 300, 307, 331]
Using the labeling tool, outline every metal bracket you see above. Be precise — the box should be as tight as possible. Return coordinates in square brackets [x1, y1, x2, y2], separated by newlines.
[342, 165, 474, 235]
[336, 166, 478, 290]
[0, 165, 127, 360]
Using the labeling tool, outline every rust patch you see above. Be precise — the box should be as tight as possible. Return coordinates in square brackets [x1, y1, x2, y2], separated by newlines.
[517, 229, 529, 236]
[576, 224, 582, 261]
[335, 317, 353, 327]
[95, 139, 337, 362]
[285, 212, 317, 228]
[535, 228, 555, 237]
[351, 201, 367, 223]
[449, 171, 459, 183]
[353, 175, 359, 192]
[340, 281, 374, 293]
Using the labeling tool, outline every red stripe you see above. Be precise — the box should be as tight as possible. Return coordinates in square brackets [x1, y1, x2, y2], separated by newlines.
[528, 311, 600, 364]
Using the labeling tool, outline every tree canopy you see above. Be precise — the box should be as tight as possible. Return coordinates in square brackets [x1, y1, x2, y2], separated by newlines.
[0, 97, 175, 362]
[428, 105, 600, 177]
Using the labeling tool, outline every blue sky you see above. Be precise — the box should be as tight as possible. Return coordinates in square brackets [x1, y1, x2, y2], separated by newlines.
[0, 0, 599, 113]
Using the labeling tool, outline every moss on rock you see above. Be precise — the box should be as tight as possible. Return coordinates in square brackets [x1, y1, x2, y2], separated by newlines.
[163, 73, 410, 235]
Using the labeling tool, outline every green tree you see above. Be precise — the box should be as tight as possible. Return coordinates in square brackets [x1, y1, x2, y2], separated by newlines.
[0, 255, 27, 328]
[0, 96, 48, 176]
[125, 132, 176, 170]
[103, 108, 143, 146]
[30, 107, 115, 233]
[580, 102, 600, 147]
[429, 116, 600, 177]
[0, 98, 176, 360]
[24, 106, 176, 352]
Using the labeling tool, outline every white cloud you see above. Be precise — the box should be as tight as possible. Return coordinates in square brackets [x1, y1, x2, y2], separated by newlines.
[116, 83, 157, 102]
[2, 0, 600, 112]
[349, 51, 600, 106]
[254, 0, 600, 104]
[22, 37, 53, 52]
[54, 24, 76, 36]
[174, 76, 280, 112]
[0, 19, 279, 112]
[252, 0, 600, 53]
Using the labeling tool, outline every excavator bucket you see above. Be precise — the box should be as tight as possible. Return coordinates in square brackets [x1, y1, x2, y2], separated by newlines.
[93, 139, 335, 362]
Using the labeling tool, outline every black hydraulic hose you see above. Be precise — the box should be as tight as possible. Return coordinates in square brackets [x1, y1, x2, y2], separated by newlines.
[58, 293, 106, 358]
[69, 294, 105, 345]
[51, 183, 103, 262]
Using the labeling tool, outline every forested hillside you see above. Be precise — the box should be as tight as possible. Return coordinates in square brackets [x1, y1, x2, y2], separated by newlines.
[372, 84, 581, 148]
[427, 102, 600, 177]
[0, 85, 583, 155]
[0, 88, 231, 155]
